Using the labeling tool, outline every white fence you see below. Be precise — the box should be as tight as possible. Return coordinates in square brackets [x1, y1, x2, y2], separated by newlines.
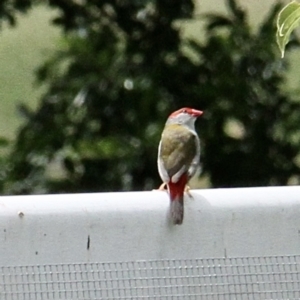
[1, 186, 300, 299]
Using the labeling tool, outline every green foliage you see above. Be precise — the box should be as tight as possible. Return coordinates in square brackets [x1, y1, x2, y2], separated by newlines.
[3, 0, 195, 194]
[194, 1, 300, 187]
[277, 1, 300, 57]
[2, 0, 300, 194]
[0, 0, 33, 27]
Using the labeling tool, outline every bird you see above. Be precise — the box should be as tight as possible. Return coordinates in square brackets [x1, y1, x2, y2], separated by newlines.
[157, 107, 203, 225]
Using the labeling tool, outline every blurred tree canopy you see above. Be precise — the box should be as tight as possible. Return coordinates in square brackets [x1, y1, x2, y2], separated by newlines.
[1, 0, 300, 194]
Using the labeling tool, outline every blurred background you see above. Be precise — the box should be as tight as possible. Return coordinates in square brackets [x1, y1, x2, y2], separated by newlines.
[1, 0, 300, 194]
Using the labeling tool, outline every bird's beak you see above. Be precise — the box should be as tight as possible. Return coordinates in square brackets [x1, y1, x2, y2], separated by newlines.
[191, 109, 203, 117]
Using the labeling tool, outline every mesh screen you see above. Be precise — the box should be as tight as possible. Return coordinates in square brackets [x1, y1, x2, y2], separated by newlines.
[1, 255, 300, 300]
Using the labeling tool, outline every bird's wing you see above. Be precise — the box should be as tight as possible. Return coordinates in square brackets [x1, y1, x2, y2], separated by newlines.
[188, 134, 200, 179]
[157, 140, 170, 183]
[159, 124, 197, 183]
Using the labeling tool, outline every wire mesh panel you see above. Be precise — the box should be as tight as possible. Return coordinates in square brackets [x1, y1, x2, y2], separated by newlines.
[1, 255, 300, 300]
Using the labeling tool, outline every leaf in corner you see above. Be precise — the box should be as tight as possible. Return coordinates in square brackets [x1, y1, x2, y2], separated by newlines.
[276, 1, 300, 58]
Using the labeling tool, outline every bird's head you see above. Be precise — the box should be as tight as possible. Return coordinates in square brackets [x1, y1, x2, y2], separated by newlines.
[166, 107, 203, 127]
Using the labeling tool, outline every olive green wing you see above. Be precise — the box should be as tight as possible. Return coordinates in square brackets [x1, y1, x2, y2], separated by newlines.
[160, 124, 197, 179]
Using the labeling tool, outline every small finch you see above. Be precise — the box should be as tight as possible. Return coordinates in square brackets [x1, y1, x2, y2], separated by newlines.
[157, 107, 203, 225]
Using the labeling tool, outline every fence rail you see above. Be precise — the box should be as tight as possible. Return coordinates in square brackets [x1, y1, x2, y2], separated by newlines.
[1, 187, 300, 299]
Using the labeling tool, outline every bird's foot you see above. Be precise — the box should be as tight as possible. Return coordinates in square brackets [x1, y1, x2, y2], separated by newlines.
[152, 182, 167, 191]
[184, 185, 193, 199]
[158, 182, 167, 190]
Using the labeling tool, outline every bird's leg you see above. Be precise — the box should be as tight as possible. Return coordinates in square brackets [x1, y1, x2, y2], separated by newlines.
[184, 185, 193, 199]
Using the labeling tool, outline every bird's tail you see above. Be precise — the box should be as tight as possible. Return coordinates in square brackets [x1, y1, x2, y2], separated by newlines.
[168, 173, 187, 225]
[170, 195, 184, 225]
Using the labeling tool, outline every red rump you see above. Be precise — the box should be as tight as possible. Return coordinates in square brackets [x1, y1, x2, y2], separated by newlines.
[168, 173, 188, 201]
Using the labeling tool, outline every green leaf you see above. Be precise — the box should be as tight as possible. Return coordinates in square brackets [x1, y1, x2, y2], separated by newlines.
[276, 1, 300, 58]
